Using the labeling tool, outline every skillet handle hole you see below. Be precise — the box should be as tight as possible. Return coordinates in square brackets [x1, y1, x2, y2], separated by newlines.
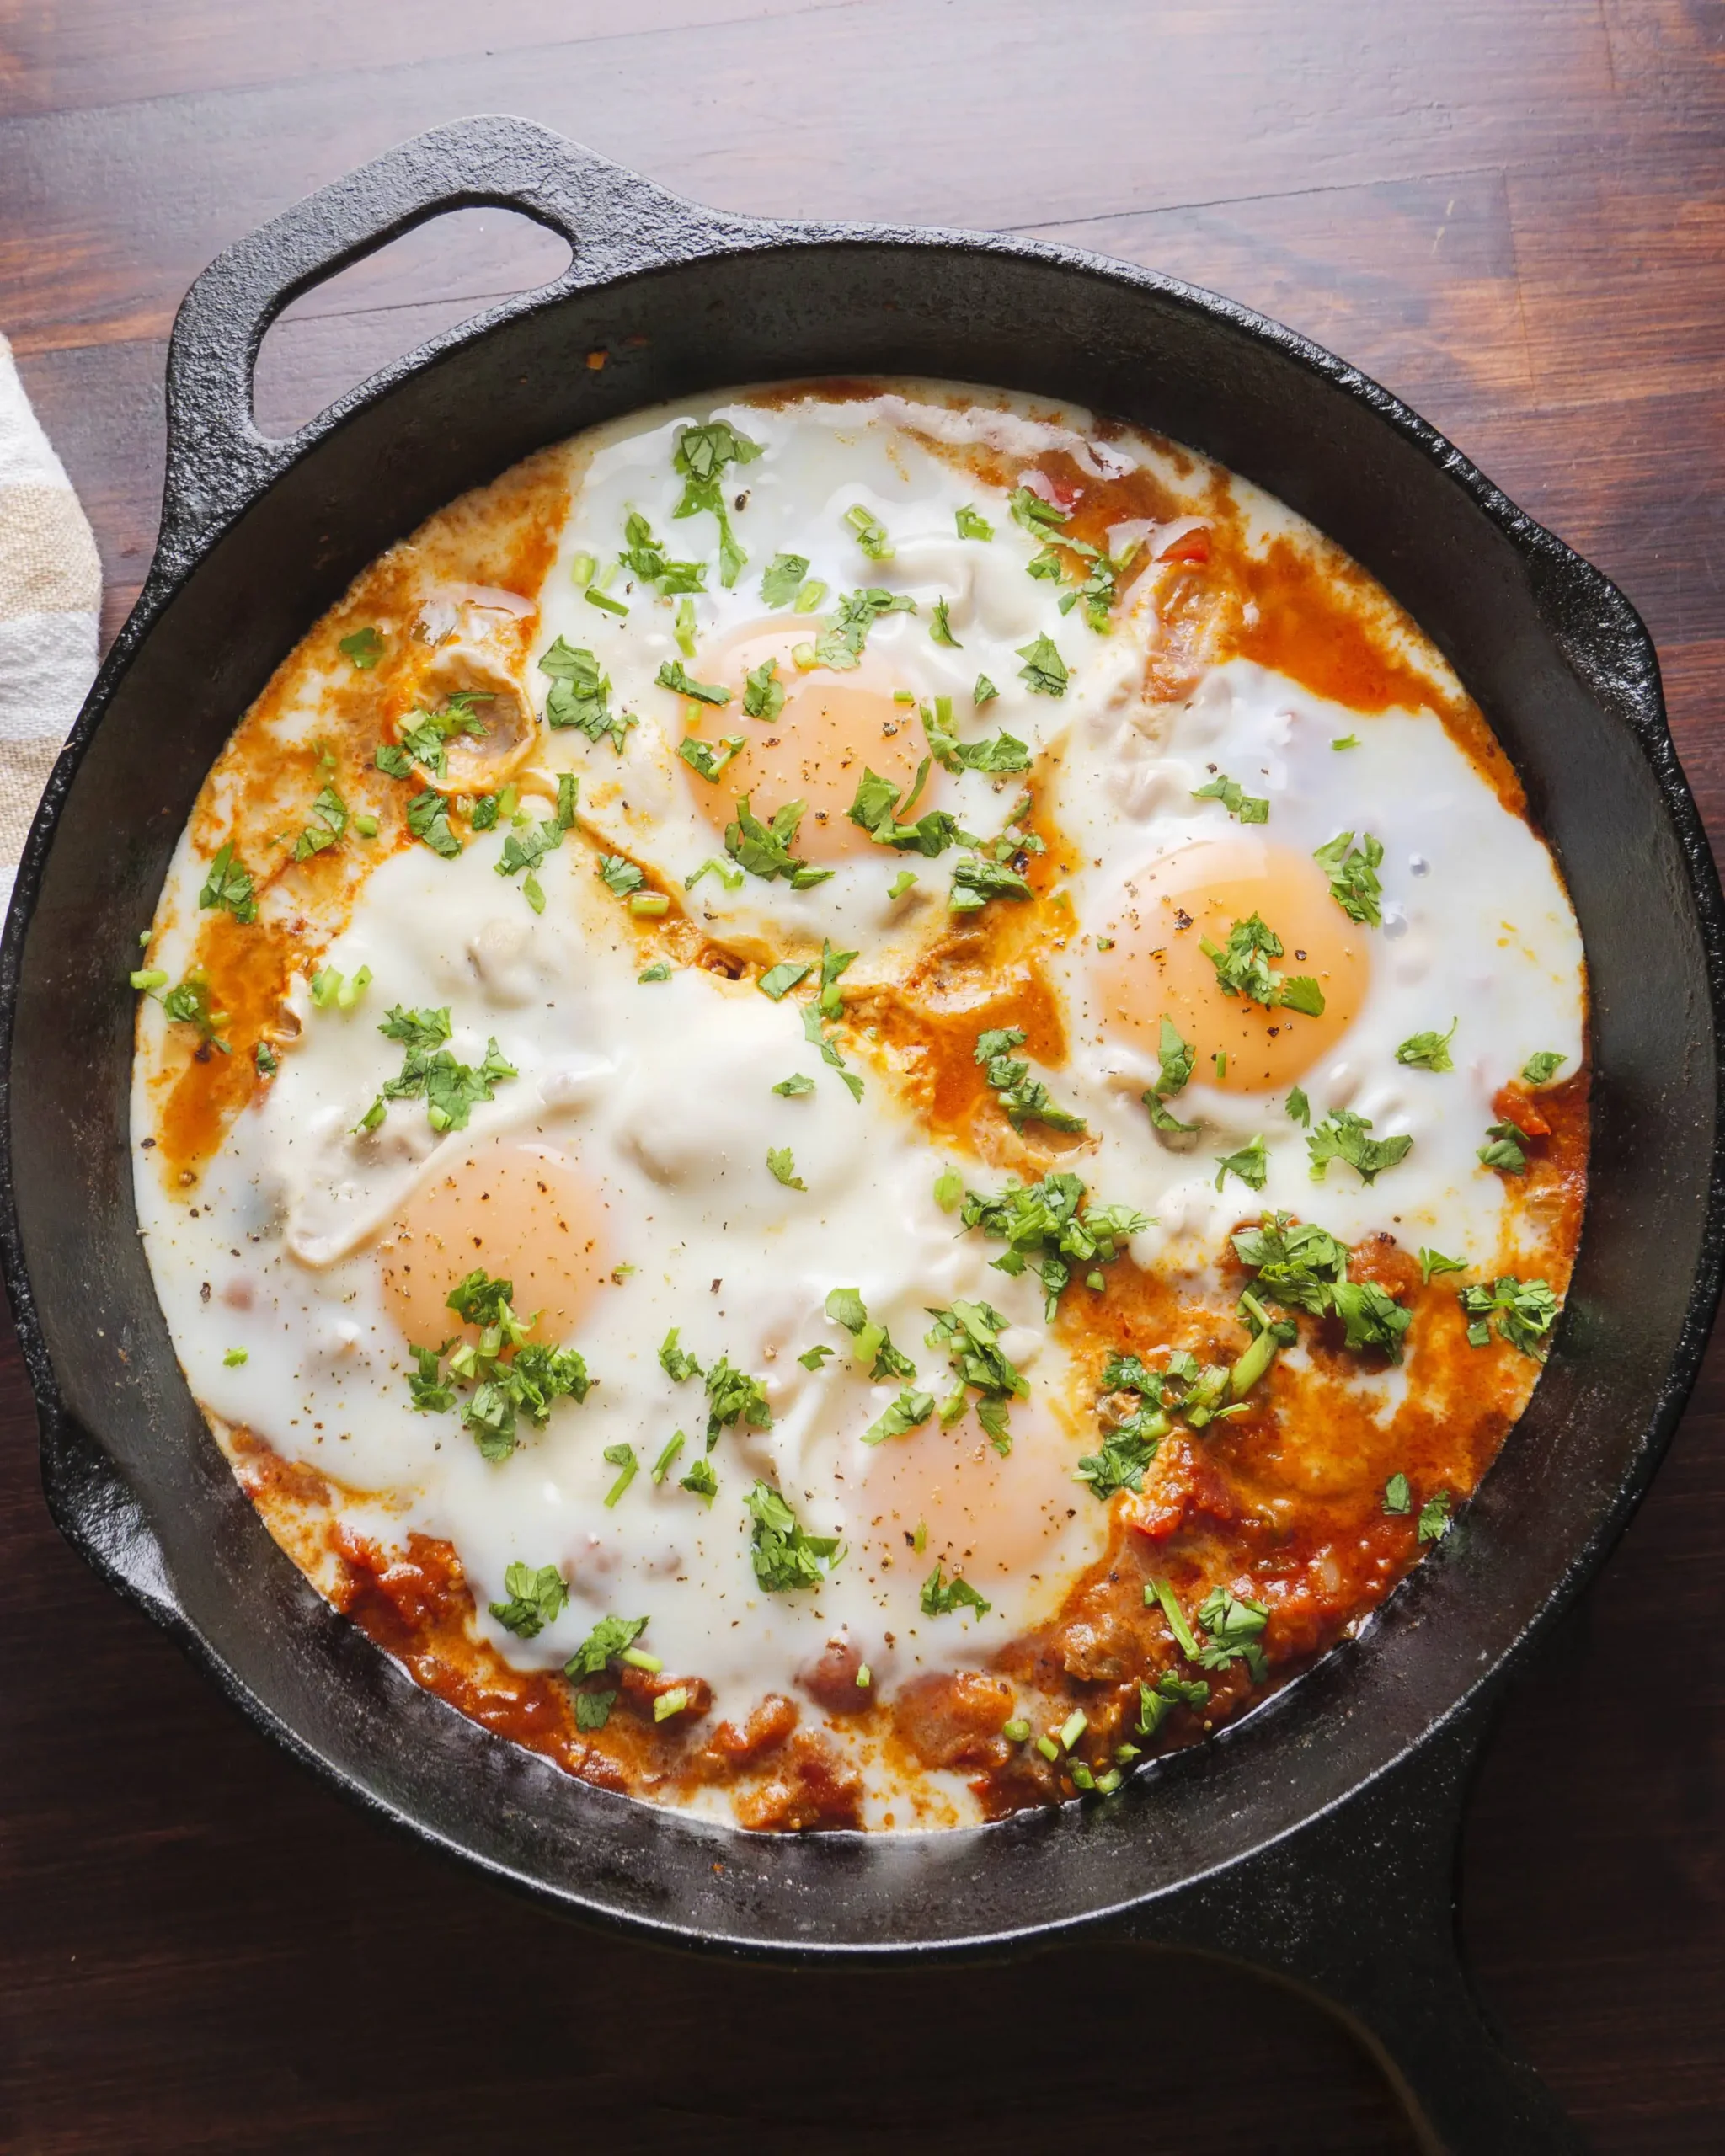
[250, 206, 574, 440]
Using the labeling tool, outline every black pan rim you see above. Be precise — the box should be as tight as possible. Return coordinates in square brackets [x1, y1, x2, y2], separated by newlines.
[4, 124, 1723, 1956]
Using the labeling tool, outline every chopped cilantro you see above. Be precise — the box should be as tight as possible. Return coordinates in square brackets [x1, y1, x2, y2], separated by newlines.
[1016, 632, 1068, 696]
[924, 1299, 1028, 1453]
[293, 786, 349, 862]
[800, 1001, 863, 1102]
[597, 854, 646, 898]
[405, 789, 461, 859]
[565, 1613, 649, 1679]
[371, 1010, 516, 1136]
[339, 625, 384, 669]
[671, 419, 763, 586]
[1193, 771, 1268, 824]
[862, 1388, 936, 1445]
[652, 1433, 686, 1484]
[254, 1041, 278, 1076]
[704, 1355, 772, 1449]
[825, 1285, 918, 1380]
[1285, 1085, 1311, 1126]
[933, 1166, 964, 1213]
[743, 656, 785, 720]
[638, 961, 673, 984]
[745, 1481, 840, 1592]
[1214, 1135, 1268, 1192]
[959, 1171, 1148, 1317]
[921, 695, 1030, 776]
[489, 1561, 569, 1639]
[222, 1348, 248, 1368]
[374, 742, 414, 779]
[1418, 1246, 1466, 1283]
[761, 552, 810, 608]
[888, 867, 918, 899]
[1307, 1108, 1413, 1183]
[159, 973, 228, 1050]
[930, 597, 961, 648]
[603, 1443, 638, 1507]
[1329, 1279, 1413, 1361]
[1144, 1014, 1198, 1136]
[758, 960, 813, 1002]
[1075, 1400, 1166, 1497]
[1523, 1050, 1567, 1085]
[1460, 1276, 1558, 1358]
[811, 587, 917, 671]
[1192, 1587, 1270, 1679]
[766, 1146, 805, 1191]
[540, 638, 634, 753]
[677, 734, 745, 782]
[955, 504, 994, 541]
[1009, 485, 1066, 536]
[974, 1025, 1086, 1133]
[1417, 1490, 1455, 1544]
[772, 1072, 815, 1096]
[1137, 1669, 1210, 1737]
[1383, 1472, 1413, 1515]
[798, 1343, 833, 1370]
[620, 509, 706, 595]
[1396, 1019, 1457, 1072]
[1313, 830, 1385, 926]
[973, 673, 999, 705]
[724, 792, 831, 889]
[405, 1268, 589, 1459]
[199, 841, 258, 924]
[680, 1457, 718, 1503]
[1200, 912, 1323, 1015]
[657, 659, 730, 707]
[1479, 1118, 1530, 1174]
[574, 1690, 617, 1731]
[659, 1328, 702, 1384]
[920, 1563, 991, 1620]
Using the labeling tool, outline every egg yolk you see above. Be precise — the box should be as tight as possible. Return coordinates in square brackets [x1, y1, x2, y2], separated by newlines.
[680, 619, 941, 863]
[1091, 835, 1368, 1091]
[378, 1139, 610, 1347]
[857, 1401, 1085, 1582]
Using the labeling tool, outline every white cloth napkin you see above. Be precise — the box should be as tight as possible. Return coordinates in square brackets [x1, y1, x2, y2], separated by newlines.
[0, 333, 100, 907]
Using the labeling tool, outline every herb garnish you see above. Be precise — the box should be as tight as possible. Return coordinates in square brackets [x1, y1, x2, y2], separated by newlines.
[1016, 633, 1068, 696]
[1396, 1019, 1457, 1072]
[671, 419, 762, 586]
[199, 841, 258, 924]
[924, 1299, 1028, 1455]
[761, 552, 809, 608]
[921, 695, 1030, 776]
[825, 1285, 918, 1382]
[339, 625, 384, 669]
[1193, 772, 1268, 824]
[1313, 830, 1385, 926]
[1460, 1276, 1558, 1358]
[1201, 913, 1325, 1015]
[405, 1268, 591, 1460]
[1479, 1118, 1530, 1174]
[1523, 1050, 1567, 1085]
[724, 792, 833, 889]
[1307, 1107, 1412, 1183]
[1144, 1014, 1197, 1136]
[920, 1563, 991, 1620]
[745, 1481, 840, 1592]
[959, 1171, 1149, 1317]
[540, 638, 635, 752]
[975, 1026, 1086, 1132]
[489, 1561, 569, 1639]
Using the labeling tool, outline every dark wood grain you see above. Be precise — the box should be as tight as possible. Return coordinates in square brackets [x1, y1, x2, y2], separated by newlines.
[3, 2, 1723, 2146]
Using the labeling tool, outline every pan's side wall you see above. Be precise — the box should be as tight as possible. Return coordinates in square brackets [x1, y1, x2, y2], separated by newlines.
[8, 241, 1715, 1950]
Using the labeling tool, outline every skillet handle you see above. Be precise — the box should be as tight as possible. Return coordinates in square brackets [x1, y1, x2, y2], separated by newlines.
[37, 1405, 188, 1634]
[156, 115, 751, 574]
[1118, 1699, 1583, 2153]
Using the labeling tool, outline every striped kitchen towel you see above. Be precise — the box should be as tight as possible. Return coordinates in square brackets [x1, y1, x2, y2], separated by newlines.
[0, 333, 100, 908]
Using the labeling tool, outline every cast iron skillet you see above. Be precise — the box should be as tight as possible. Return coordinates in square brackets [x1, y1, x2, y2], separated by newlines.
[3, 115, 1721, 2152]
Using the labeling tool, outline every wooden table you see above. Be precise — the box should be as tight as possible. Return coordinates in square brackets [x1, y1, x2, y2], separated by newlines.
[3, 4, 1722, 2146]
